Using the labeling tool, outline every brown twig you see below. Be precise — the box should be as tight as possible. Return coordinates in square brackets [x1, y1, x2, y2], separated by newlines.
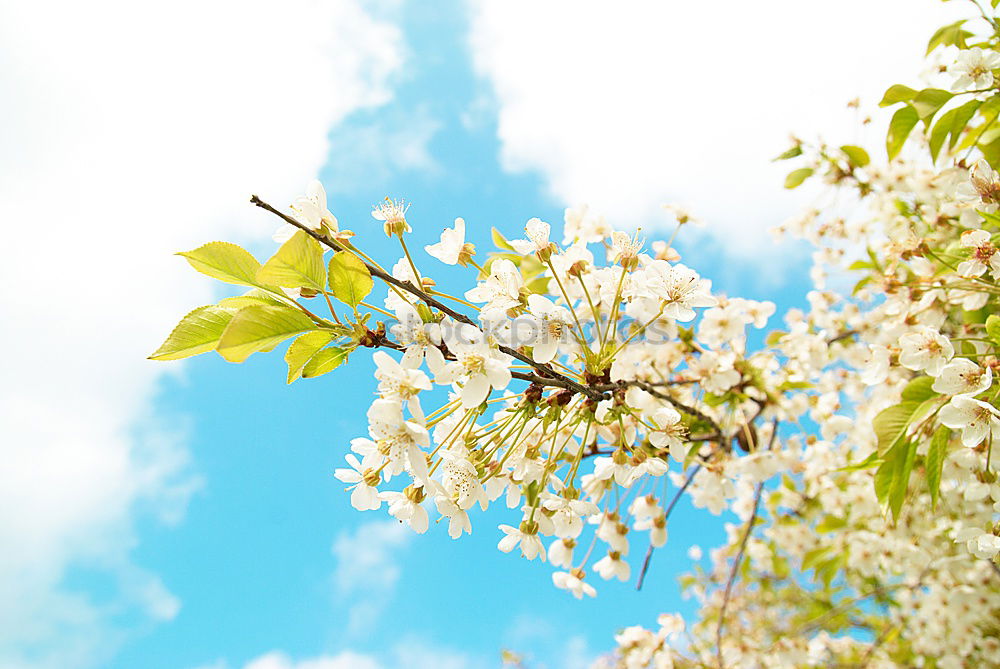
[251, 195, 605, 402]
[636, 462, 702, 590]
[715, 417, 778, 669]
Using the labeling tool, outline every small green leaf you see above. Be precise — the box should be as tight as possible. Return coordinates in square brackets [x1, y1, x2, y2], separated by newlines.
[911, 88, 953, 123]
[872, 401, 921, 455]
[949, 98, 983, 150]
[177, 242, 262, 287]
[773, 145, 803, 161]
[218, 289, 291, 309]
[926, 20, 971, 55]
[929, 107, 957, 162]
[491, 227, 514, 251]
[901, 376, 938, 402]
[285, 331, 335, 383]
[327, 252, 374, 308]
[302, 346, 350, 378]
[784, 167, 813, 189]
[216, 305, 318, 363]
[149, 305, 236, 360]
[802, 546, 831, 571]
[980, 94, 1000, 123]
[879, 84, 918, 107]
[875, 439, 917, 522]
[838, 451, 882, 472]
[257, 230, 327, 292]
[986, 314, 1000, 345]
[840, 145, 870, 168]
[926, 426, 951, 508]
[887, 106, 919, 160]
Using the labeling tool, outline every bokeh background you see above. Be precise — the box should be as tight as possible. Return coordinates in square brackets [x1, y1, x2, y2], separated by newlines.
[0, 1, 963, 667]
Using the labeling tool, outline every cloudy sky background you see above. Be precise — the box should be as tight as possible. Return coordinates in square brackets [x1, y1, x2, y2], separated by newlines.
[0, 1, 962, 667]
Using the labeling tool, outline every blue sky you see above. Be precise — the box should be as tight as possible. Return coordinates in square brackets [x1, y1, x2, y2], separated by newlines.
[0, 1, 963, 668]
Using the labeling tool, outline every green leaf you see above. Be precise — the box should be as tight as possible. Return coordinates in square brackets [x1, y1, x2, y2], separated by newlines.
[773, 145, 803, 161]
[840, 145, 870, 168]
[491, 227, 514, 251]
[879, 84, 919, 107]
[926, 20, 971, 55]
[838, 451, 882, 472]
[257, 230, 327, 291]
[218, 289, 291, 309]
[177, 242, 262, 287]
[802, 546, 832, 571]
[149, 305, 236, 360]
[784, 167, 813, 189]
[901, 376, 938, 402]
[980, 94, 1000, 123]
[302, 346, 350, 378]
[986, 314, 1000, 345]
[929, 107, 957, 162]
[874, 439, 917, 522]
[872, 401, 921, 455]
[926, 426, 951, 508]
[327, 252, 374, 308]
[887, 106, 920, 160]
[216, 305, 318, 363]
[911, 88, 953, 123]
[949, 98, 983, 150]
[285, 331, 335, 383]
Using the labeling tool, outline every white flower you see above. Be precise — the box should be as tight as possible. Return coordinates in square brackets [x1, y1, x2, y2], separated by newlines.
[932, 358, 992, 396]
[383, 258, 421, 312]
[955, 526, 1000, 559]
[957, 228, 1000, 278]
[548, 538, 576, 568]
[593, 551, 630, 581]
[609, 230, 643, 268]
[389, 303, 446, 371]
[434, 324, 512, 408]
[372, 197, 411, 236]
[860, 344, 890, 386]
[434, 494, 472, 539]
[425, 217, 474, 266]
[362, 399, 431, 484]
[552, 570, 597, 599]
[333, 454, 381, 511]
[276, 180, 345, 243]
[372, 351, 432, 421]
[497, 523, 546, 561]
[465, 258, 524, 318]
[948, 47, 1000, 91]
[520, 294, 573, 364]
[939, 395, 1000, 447]
[898, 327, 954, 376]
[634, 513, 667, 547]
[380, 489, 429, 534]
[642, 261, 717, 321]
[509, 218, 555, 256]
[563, 204, 611, 245]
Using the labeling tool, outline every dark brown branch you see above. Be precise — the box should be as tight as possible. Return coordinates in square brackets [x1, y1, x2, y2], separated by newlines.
[251, 195, 605, 402]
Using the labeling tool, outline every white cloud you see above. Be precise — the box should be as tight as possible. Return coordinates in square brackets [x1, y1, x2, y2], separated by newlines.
[0, 1, 405, 667]
[331, 520, 411, 636]
[325, 105, 441, 192]
[243, 650, 382, 669]
[202, 641, 481, 669]
[467, 0, 962, 256]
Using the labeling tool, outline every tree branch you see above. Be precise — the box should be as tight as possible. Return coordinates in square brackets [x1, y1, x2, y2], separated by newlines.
[251, 195, 606, 402]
